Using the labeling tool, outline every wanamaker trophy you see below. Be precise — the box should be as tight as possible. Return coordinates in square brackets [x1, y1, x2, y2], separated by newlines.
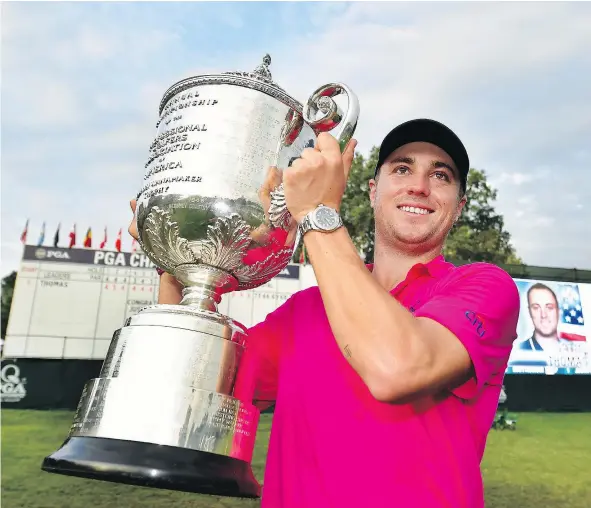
[41, 54, 360, 498]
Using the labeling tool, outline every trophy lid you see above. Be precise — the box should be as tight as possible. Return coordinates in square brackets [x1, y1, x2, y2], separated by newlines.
[158, 54, 302, 116]
[224, 53, 275, 85]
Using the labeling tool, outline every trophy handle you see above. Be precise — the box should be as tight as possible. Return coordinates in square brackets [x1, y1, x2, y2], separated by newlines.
[303, 83, 360, 152]
[268, 84, 359, 231]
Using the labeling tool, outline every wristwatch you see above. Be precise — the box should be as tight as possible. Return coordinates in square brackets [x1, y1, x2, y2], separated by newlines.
[298, 204, 343, 236]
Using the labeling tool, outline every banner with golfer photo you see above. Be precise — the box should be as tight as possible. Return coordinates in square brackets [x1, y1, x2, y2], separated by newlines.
[506, 279, 591, 375]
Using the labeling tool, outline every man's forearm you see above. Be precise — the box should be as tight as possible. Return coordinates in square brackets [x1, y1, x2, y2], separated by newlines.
[303, 227, 427, 398]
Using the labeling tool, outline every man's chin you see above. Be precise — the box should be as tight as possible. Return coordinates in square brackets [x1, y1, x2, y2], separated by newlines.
[377, 221, 440, 247]
[393, 231, 434, 246]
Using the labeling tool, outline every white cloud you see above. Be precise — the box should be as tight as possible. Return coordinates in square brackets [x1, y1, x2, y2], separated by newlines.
[270, 1, 591, 269]
[3, 78, 83, 129]
[517, 196, 534, 206]
[1, 1, 591, 278]
[531, 217, 556, 228]
[498, 173, 535, 186]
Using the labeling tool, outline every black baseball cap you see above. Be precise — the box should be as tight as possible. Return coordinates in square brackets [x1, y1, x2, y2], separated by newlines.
[374, 119, 470, 193]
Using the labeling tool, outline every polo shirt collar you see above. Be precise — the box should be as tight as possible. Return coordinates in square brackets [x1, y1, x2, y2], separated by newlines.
[367, 255, 454, 295]
[366, 254, 452, 280]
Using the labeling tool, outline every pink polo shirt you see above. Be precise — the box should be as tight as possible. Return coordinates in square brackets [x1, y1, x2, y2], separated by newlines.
[235, 256, 520, 508]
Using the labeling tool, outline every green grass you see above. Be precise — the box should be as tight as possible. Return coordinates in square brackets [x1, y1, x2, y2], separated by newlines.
[481, 412, 591, 507]
[2, 410, 591, 507]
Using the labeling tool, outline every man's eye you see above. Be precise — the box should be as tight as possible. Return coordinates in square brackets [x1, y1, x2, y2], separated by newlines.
[394, 166, 409, 174]
[433, 171, 450, 181]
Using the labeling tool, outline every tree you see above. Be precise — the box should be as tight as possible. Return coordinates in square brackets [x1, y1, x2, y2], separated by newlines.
[339, 146, 379, 263]
[444, 169, 522, 265]
[1, 271, 17, 338]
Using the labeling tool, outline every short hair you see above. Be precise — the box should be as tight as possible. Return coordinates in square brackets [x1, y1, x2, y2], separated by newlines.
[526, 282, 558, 308]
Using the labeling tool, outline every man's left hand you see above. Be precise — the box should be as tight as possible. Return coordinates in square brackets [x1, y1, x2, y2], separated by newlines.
[283, 132, 357, 223]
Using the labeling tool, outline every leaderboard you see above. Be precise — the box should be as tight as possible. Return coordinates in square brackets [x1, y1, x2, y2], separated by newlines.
[3, 245, 306, 361]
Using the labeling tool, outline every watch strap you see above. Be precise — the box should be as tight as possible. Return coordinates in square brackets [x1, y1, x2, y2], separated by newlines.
[299, 215, 314, 236]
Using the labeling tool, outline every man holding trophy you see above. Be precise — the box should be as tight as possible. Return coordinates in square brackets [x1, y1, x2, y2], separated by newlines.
[132, 118, 519, 508]
[42, 57, 520, 508]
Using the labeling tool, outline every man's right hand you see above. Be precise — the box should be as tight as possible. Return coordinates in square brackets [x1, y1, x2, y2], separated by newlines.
[129, 198, 183, 305]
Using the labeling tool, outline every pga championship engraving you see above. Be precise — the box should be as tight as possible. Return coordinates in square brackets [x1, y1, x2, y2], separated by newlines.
[42, 55, 359, 498]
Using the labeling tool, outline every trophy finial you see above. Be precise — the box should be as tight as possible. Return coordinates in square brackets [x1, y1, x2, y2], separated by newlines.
[253, 54, 272, 81]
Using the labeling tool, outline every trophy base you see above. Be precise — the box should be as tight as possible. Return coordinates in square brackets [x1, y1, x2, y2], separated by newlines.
[41, 436, 261, 498]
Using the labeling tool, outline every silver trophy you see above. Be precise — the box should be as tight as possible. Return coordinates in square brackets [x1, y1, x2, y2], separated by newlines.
[42, 55, 359, 498]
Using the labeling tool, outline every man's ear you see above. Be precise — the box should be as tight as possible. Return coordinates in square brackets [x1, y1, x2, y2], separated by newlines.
[369, 178, 377, 208]
[455, 194, 467, 222]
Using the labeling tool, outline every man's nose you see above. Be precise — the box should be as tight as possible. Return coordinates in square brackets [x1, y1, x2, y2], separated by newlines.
[406, 174, 431, 196]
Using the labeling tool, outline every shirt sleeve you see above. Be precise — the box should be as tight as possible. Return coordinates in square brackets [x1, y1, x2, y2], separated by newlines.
[413, 263, 520, 401]
[232, 293, 296, 411]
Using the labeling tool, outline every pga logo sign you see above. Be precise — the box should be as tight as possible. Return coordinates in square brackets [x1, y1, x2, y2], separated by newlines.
[94, 251, 127, 266]
[34, 248, 70, 260]
[93, 251, 154, 268]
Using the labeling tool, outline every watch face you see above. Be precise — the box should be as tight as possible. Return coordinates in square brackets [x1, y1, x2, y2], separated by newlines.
[314, 206, 339, 230]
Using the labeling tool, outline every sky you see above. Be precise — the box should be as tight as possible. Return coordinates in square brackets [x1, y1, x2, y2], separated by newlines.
[2, 1, 591, 278]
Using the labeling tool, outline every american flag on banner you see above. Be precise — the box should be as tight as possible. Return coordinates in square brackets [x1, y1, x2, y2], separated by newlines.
[558, 283, 586, 342]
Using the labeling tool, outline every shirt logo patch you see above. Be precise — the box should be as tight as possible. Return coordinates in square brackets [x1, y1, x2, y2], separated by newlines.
[465, 310, 486, 338]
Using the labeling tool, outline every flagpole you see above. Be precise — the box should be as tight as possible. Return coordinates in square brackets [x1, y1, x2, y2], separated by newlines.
[20, 218, 29, 261]
[53, 222, 61, 248]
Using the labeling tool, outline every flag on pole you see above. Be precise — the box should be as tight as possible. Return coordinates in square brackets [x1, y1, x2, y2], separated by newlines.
[115, 228, 122, 252]
[83, 227, 92, 248]
[20, 219, 29, 244]
[68, 224, 76, 248]
[131, 237, 138, 253]
[100, 227, 107, 249]
[299, 244, 307, 265]
[53, 223, 61, 247]
[37, 222, 46, 246]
